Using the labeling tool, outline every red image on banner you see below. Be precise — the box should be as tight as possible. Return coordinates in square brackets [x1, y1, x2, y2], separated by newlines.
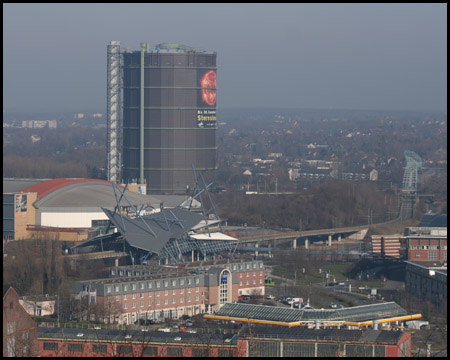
[200, 70, 217, 106]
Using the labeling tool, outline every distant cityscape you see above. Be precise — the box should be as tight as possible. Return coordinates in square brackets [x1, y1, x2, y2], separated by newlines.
[3, 43, 447, 358]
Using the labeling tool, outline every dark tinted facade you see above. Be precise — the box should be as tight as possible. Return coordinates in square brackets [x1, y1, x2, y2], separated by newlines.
[122, 43, 217, 194]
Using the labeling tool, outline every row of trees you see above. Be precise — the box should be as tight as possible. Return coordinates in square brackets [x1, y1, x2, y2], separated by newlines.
[215, 180, 397, 230]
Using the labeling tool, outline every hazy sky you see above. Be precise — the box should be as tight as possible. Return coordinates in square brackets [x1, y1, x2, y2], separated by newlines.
[3, 3, 447, 112]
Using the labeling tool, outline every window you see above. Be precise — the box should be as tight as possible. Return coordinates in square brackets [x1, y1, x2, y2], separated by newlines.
[192, 348, 210, 357]
[239, 264, 243, 270]
[7, 321, 15, 335]
[260, 271, 263, 276]
[164, 280, 169, 287]
[157, 300, 160, 305]
[172, 298, 176, 304]
[92, 344, 108, 353]
[164, 299, 168, 305]
[106, 286, 111, 293]
[143, 346, 158, 356]
[188, 288, 191, 293]
[117, 345, 132, 354]
[116, 295, 119, 301]
[180, 289, 184, 294]
[196, 287, 199, 293]
[187, 278, 192, 285]
[68, 343, 84, 352]
[115, 285, 120, 292]
[240, 273, 242, 278]
[132, 283, 137, 290]
[111, 269, 116, 276]
[180, 279, 184, 286]
[132, 303, 136, 308]
[428, 251, 437, 260]
[43, 342, 59, 351]
[157, 291, 160, 297]
[253, 263, 257, 269]
[123, 284, 128, 291]
[260, 263, 263, 269]
[246, 264, 250, 269]
[141, 301, 144, 307]
[140, 293, 144, 298]
[195, 277, 200, 284]
[140, 283, 145, 290]
[240, 281, 242, 286]
[260, 279, 263, 284]
[188, 296, 191, 302]
[124, 303, 128, 309]
[172, 289, 176, 295]
[148, 292, 152, 298]
[253, 280, 256, 285]
[172, 280, 177, 286]
[219, 349, 234, 357]
[164, 290, 168, 296]
[246, 281, 249, 285]
[180, 297, 184, 303]
[148, 282, 152, 289]
[124, 294, 128, 300]
[445, 251, 447, 261]
[156, 281, 161, 288]
[247, 272, 249, 277]
[205, 296, 209, 301]
[132, 293, 136, 299]
[119, 270, 124, 276]
[253, 271, 256, 276]
[148, 300, 152, 306]
[196, 296, 199, 301]
[167, 347, 183, 356]
[233, 265, 237, 271]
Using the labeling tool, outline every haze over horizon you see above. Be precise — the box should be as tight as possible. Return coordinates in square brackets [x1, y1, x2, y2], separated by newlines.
[3, 3, 447, 113]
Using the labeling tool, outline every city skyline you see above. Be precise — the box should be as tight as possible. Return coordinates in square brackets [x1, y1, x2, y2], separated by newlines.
[3, 3, 447, 113]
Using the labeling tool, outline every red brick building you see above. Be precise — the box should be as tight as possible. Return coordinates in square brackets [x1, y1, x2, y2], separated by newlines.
[38, 325, 411, 357]
[3, 285, 39, 357]
[71, 259, 265, 325]
[405, 227, 447, 262]
[371, 234, 403, 258]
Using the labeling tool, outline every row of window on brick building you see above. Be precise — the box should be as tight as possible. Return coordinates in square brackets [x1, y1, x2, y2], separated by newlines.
[105, 270, 264, 294]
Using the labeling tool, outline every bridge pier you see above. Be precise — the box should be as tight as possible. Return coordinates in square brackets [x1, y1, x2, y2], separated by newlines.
[292, 238, 297, 249]
[328, 235, 332, 246]
[305, 238, 309, 249]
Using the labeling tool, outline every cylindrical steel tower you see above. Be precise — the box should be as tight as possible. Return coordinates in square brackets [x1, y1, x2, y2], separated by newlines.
[122, 43, 217, 194]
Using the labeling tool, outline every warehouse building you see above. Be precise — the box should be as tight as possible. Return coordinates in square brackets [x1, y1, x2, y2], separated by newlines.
[3, 178, 161, 242]
[37, 325, 411, 357]
[404, 260, 447, 308]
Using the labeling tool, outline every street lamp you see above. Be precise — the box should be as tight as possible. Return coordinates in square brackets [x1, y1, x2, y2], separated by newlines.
[55, 294, 60, 326]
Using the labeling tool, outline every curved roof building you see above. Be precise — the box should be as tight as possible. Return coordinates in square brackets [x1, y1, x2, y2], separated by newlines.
[3, 178, 161, 241]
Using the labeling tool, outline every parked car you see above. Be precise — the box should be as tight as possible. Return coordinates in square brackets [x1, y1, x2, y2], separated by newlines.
[329, 303, 338, 309]
[158, 327, 171, 332]
[265, 294, 275, 300]
[172, 324, 179, 329]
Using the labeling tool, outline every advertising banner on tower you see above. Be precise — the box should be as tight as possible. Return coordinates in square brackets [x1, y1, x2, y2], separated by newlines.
[197, 69, 217, 128]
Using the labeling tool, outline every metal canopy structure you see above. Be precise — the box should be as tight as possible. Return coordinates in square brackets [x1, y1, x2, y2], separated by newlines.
[205, 302, 417, 327]
[102, 207, 204, 253]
